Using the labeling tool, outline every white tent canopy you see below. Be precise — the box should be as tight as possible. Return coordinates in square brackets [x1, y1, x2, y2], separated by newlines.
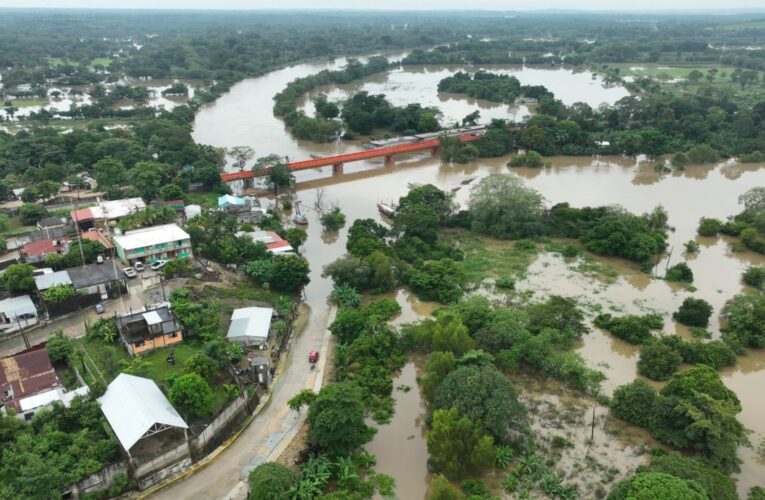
[98, 373, 188, 453]
[226, 306, 273, 346]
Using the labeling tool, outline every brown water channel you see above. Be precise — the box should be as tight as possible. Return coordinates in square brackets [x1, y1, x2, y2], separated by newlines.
[193, 62, 765, 497]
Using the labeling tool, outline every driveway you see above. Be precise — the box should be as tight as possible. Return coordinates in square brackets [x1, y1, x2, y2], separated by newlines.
[146, 303, 334, 500]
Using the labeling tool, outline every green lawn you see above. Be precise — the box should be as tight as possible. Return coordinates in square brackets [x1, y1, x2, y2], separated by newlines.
[441, 229, 539, 285]
[8, 98, 48, 107]
[185, 191, 222, 209]
[609, 64, 741, 81]
[46, 56, 112, 71]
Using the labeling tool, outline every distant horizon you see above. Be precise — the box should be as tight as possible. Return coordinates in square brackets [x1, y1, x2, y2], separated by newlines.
[1, 2, 765, 14]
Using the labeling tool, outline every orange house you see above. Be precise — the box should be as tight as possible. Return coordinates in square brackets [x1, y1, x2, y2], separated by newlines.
[115, 307, 184, 356]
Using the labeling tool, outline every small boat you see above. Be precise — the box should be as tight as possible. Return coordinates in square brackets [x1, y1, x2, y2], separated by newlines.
[292, 201, 308, 225]
[377, 203, 396, 217]
[460, 176, 477, 185]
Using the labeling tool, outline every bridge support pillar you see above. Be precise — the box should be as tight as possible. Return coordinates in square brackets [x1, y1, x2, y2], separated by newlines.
[431, 146, 440, 156]
[384, 155, 395, 166]
[332, 163, 344, 174]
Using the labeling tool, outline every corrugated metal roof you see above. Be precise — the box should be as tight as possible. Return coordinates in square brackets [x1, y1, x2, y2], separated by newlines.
[98, 374, 188, 452]
[113, 224, 190, 251]
[226, 307, 273, 341]
[34, 271, 72, 291]
[0, 295, 37, 319]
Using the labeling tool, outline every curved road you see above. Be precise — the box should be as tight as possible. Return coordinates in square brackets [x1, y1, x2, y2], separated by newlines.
[149, 305, 333, 500]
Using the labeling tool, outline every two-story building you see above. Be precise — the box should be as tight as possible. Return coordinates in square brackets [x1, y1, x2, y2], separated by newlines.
[114, 306, 184, 355]
[70, 197, 146, 232]
[113, 223, 192, 266]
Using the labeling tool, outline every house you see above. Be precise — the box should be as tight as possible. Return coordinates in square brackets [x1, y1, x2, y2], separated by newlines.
[113, 223, 192, 266]
[37, 217, 68, 237]
[236, 231, 293, 254]
[230, 196, 265, 224]
[11, 188, 25, 200]
[218, 194, 246, 209]
[67, 263, 123, 299]
[184, 204, 202, 221]
[34, 263, 124, 300]
[70, 197, 146, 231]
[98, 374, 188, 456]
[0, 347, 87, 421]
[21, 237, 70, 264]
[0, 295, 38, 333]
[226, 306, 273, 348]
[34, 270, 72, 292]
[80, 230, 115, 257]
[115, 305, 183, 355]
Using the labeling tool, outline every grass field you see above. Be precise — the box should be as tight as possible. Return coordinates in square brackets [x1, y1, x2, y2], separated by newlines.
[46, 56, 113, 70]
[441, 228, 539, 285]
[7, 98, 48, 107]
[609, 63, 741, 81]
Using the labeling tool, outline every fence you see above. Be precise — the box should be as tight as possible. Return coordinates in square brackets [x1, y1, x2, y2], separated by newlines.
[134, 441, 191, 479]
[61, 460, 129, 498]
[42, 292, 101, 318]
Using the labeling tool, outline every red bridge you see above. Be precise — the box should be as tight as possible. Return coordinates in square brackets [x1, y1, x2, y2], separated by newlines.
[220, 133, 482, 183]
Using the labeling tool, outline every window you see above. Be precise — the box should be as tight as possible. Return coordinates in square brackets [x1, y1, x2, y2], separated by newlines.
[134, 340, 144, 348]
[24, 412, 33, 421]
[168, 332, 177, 338]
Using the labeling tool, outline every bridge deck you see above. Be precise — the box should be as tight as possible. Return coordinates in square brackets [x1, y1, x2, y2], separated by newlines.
[220, 133, 482, 183]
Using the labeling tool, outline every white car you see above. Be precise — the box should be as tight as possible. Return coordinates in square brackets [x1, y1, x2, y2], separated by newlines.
[150, 260, 167, 271]
[123, 267, 137, 278]
[134, 262, 145, 272]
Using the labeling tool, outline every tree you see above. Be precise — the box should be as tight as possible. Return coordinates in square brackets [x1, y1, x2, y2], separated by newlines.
[697, 217, 722, 236]
[93, 157, 128, 189]
[607, 472, 706, 500]
[35, 180, 61, 200]
[168, 373, 214, 420]
[19, 203, 47, 225]
[611, 379, 657, 428]
[131, 161, 165, 201]
[1, 263, 36, 294]
[427, 408, 495, 479]
[673, 298, 712, 327]
[284, 227, 307, 249]
[638, 341, 683, 381]
[161, 183, 185, 200]
[428, 474, 462, 500]
[639, 451, 738, 500]
[247, 462, 296, 500]
[323, 255, 372, 290]
[420, 351, 457, 404]
[742, 266, 765, 289]
[46, 330, 73, 363]
[468, 174, 546, 239]
[320, 207, 346, 231]
[409, 258, 466, 304]
[307, 382, 371, 455]
[666, 262, 694, 283]
[721, 292, 765, 352]
[270, 254, 310, 292]
[434, 364, 527, 442]
[227, 146, 255, 171]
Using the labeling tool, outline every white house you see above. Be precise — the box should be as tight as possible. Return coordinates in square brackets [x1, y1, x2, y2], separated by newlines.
[226, 306, 274, 348]
[0, 295, 39, 333]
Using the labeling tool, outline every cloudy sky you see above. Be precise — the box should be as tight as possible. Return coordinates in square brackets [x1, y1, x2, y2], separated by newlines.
[0, 0, 763, 10]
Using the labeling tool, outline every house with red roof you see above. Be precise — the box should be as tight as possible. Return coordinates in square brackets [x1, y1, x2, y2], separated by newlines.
[236, 231, 294, 254]
[21, 237, 70, 264]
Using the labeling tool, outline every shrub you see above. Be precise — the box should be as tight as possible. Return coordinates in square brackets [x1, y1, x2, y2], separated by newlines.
[638, 341, 683, 381]
[594, 313, 662, 344]
[248, 462, 296, 500]
[607, 472, 706, 500]
[639, 451, 737, 500]
[686, 144, 720, 164]
[665, 262, 693, 283]
[46, 330, 73, 363]
[742, 266, 765, 289]
[684, 240, 699, 253]
[610, 379, 657, 427]
[673, 297, 712, 327]
[697, 217, 722, 236]
[321, 207, 346, 231]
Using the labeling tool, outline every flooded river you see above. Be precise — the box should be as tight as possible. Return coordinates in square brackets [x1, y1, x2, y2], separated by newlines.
[193, 60, 765, 497]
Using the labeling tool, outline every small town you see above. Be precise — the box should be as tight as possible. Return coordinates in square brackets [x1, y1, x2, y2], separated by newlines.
[2, 2, 765, 500]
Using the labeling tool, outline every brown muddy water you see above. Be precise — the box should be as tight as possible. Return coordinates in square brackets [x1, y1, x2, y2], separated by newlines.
[193, 61, 765, 497]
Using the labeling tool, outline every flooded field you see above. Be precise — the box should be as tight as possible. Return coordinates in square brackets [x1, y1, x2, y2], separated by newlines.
[193, 60, 765, 497]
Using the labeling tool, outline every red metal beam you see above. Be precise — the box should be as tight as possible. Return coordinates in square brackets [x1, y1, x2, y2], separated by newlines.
[220, 133, 482, 183]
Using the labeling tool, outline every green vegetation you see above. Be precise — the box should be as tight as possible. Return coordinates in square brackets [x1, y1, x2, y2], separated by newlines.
[721, 291, 765, 352]
[610, 366, 745, 473]
[340, 91, 441, 136]
[594, 313, 663, 344]
[438, 71, 553, 104]
[673, 297, 712, 327]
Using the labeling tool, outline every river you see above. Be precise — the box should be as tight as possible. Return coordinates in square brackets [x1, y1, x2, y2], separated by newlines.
[192, 60, 765, 497]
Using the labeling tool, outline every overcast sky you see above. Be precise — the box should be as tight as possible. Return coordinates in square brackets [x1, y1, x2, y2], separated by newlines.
[0, 0, 764, 11]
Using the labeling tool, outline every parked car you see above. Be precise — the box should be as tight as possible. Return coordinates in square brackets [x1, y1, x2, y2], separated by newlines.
[123, 267, 137, 278]
[309, 351, 319, 364]
[95, 303, 105, 314]
[150, 259, 167, 271]
[134, 262, 145, 272]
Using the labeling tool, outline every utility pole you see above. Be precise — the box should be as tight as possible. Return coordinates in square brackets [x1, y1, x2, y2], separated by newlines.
[69, 194, 86, 267]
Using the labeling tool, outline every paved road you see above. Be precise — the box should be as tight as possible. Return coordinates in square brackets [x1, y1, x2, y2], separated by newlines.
[148, 303, 333, 500]
[0, 274, 168, 357]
